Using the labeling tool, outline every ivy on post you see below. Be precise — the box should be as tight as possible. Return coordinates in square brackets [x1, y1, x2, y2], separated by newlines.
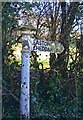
[20, 32, 30, 120]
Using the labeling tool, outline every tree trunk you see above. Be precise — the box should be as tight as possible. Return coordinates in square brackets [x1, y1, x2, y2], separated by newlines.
[57, 2, 68, 77]
[55, 2, 79, 78]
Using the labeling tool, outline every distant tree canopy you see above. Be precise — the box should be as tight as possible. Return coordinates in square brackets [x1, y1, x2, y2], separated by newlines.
[2, 2, 83, 119]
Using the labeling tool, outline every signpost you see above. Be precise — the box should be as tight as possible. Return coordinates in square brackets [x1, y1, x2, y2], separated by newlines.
[20, 32, 64, 120]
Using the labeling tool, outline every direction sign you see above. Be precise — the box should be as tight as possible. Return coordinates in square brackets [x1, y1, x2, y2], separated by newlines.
[23, 36, 64, 54]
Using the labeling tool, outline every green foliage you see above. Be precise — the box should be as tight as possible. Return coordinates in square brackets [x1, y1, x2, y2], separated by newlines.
[31, 73, 83, 119]
[2, 2, 21, 119]
[3, 60, 21, 118]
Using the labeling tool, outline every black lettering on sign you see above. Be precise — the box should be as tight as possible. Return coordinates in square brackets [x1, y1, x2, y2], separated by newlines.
[40, 40, 43, 45]
[33, 46, 37, 50]
[36, 46, 40, 51]
[42, 46, 44, 51]
[33, 40, 51, 52]
[45, 47, 48, 51]
[33, 44, 51, 52]
[38, 40, 41, 45]
[44, 41, 47, 46]
[33, 40, 37, 45]
[33, 40, 50, 46]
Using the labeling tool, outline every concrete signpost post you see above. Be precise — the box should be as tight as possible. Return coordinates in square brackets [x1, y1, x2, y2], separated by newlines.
[20, 32, 64, 120]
